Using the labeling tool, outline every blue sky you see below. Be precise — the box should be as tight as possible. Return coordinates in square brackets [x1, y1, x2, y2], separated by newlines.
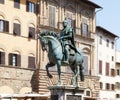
[91, 0, 120, 51]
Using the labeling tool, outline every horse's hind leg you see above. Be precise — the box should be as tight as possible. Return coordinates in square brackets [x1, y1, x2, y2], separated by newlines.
[46, 62, 55, 78]
[72, 65, 79, 87]
[79, 64, 84, 81]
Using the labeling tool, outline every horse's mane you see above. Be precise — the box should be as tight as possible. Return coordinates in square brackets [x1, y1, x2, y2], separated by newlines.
[40, 30, 59, 39]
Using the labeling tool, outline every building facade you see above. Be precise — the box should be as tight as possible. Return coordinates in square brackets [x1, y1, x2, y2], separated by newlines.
[0, 0, 101, 99]
[95, 26, 118, 100]
[115, 51, 120, 99]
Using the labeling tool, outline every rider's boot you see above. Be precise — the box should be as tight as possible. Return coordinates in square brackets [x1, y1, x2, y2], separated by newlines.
[64, 49, 69, 64]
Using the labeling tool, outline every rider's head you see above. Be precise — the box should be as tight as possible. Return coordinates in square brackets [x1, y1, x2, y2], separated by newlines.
[62, 19, 68, 28]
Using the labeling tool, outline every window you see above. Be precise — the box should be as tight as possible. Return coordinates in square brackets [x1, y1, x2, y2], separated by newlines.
[99, 36, 102, 44]
[28, 27, 35, 39]
[116, 82, 120, 89]
[111, 42, 114, 49]
[49, 5, 56, 27]
[81, 18, 89, 37]
[111, 69, 115, 76]
[99, 60, 102, 74]
[14, 0, 20, 9]
[0, 0, 4, 4]
[106, 83, 110, 90]
[112, 56, 114, 61]
[0, 19, 9, 32]
[26, 1, 36, 13]
[81, 23, 88, 37]
[66, 12, 76, 30]
[116, 94, 119, 98]
[111, 84, 115, 90]
[106, 62, 109, 76]
[100, 82, 103, 90]
[0, 51, 5, 65]
[9, 53, 21, 66]
[106, 39, 109, 47]
[28, 56, 35, 69]
[117, 69, 120, 75]
[13, 23, 21, 36]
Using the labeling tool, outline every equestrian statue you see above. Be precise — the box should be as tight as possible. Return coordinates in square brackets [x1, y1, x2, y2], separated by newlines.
[38, 19, 84, 87]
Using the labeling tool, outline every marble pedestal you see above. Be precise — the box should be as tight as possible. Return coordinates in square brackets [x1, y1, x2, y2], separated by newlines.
[48, 85, 85, 100]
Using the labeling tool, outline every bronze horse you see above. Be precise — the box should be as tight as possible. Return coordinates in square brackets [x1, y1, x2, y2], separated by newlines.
[38, 31, 84, 87]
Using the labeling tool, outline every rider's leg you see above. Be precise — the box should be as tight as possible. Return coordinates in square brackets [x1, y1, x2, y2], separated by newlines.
[64, 45, 69, 63]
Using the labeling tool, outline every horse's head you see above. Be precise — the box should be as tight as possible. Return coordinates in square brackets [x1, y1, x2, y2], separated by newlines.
[38, 33, 48, 51]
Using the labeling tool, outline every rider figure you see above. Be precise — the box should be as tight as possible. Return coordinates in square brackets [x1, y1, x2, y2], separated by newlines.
[59, 19, 76, 64]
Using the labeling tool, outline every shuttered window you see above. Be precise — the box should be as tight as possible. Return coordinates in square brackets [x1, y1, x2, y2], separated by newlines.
[99, 60, 102, 74]
[9, 53, 21, 67]
[0, 0, 4, 4]
[81, 18, 89, 37]
[106, 62, 109, 76]
[100, 82, 103, 89]
[83, 56, 88, 75]
[111, 84, 115, 90]
[28, 27, 35, 39]
[28, 56, 35, 69]
[26, 1, 36, 13]
[66, 12, 76, 30]
[13, 23, 21, 36]
[0, 51, 5, 65]
[111, 69, 115, 76]
[14, 0, 20, 9]
[106, 83, 110, 90]
[49, 5, 55, 27]
[0, 19, 9, 32]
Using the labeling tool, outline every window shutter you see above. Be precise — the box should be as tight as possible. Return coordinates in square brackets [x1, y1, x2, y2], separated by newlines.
[36, 3, 40, 15]
[0, 0, 4, 4]
[13, 23, 21, 36]
[0, 52, 5, 65]
[28, 56, 35, 69]
[26, 0, 29, 12]
[99, 60, 102, 74]
[34, 3, 36, 13]
[4, 20, 9, 32]
[83, 56, 88, 75]
[106, 63, 109, 76]
[17, 54, 21, 66]
[9, 53, 13, 65]
[111, 69, 115, 76]
[14, 0, 20, 9]
[29, 27, 35, 39]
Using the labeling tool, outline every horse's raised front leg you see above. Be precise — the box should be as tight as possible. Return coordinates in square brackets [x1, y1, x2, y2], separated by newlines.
[56, 60, 61, 86]
[46, 62, 55, 78]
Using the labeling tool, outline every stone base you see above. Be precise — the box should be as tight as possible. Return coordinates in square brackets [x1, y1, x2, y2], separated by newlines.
[48, 85, 85, 100]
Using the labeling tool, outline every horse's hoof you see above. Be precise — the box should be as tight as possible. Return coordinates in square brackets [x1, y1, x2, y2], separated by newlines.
[47, 73, 53, 78]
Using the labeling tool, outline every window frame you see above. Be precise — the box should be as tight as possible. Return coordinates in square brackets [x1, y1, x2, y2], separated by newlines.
[26, 0, 36, 13]
[14, 0, 20, 9]
[0, 19, 9, 32]
[13, 23, 21, 36]
[9, 53, 21, 67]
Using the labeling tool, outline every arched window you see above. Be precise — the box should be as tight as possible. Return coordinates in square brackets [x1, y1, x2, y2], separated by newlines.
[0, 15, 9, 33]
[28, 53, 36, 69]
[28, 23, 35, 39]
[9, 51, 21, 67]
[13, 19, 21, 36]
